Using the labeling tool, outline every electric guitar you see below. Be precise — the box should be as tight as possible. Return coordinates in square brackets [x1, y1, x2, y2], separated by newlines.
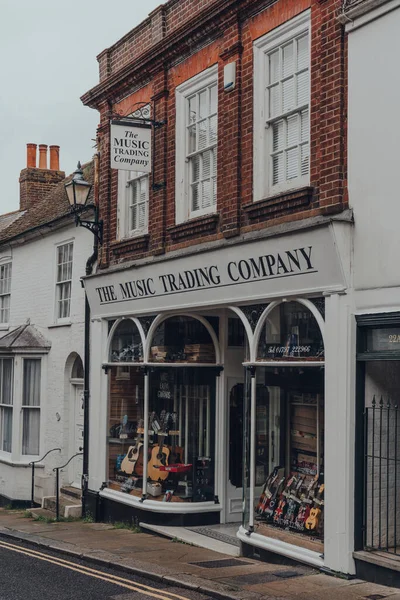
[256, 468, 279, 516]
[264, 476, 286, 520]
[293, 476, 318, 531]
[285, 476, 304, 524]
[273, 475, 296, 523]
[147, 411, 171, 482]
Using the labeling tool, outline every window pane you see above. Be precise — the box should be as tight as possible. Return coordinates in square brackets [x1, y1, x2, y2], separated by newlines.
[1, 406, 12, 452]
[272, 153, 284, 185]
[202, 179, 211, 208]
[282, 77, 295, 112]
[300, 109, 309, 143]
[23, 359, 41, 407]
[209, 115, 217, 144]
[188, 125, 196, 154]
[287, 114, 298, 147]
[272, 120, 284, 152]
[191, 155, 200, 183]
[286, 147, 299, 179]
[138, 203, 146, 229]
[297, 34, 309, 71]
[282, 42, 294, 78]
[198, 119, 207, 150]
[199, 90, 208, 119]
[188, 95, 197, 124]
[297, 70, 309, 106]
[0, 295, 10, 324]
[269, 84, 280, 118]
[210, 84, 217, 113]
[269, 50, 280, 84]
[22, 408, 40, 455]
[301, 143, 310, 176]
[191, 183, 200, 212]
[2, 359, 12, 405]
[203, 150, 211, 180]
[130, 203, 138, 231]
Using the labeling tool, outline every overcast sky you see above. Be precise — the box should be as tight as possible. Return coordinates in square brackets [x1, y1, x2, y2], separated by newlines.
[0, 0, 164, 214]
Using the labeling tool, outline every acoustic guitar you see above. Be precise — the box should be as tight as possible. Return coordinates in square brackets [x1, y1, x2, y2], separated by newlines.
[120, 443, 144, 476]
[147, 411, 171, 482]
[305, 484, 325, 532]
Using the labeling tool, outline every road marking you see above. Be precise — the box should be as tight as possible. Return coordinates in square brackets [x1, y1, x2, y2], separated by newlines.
[0, 539, 193, 600]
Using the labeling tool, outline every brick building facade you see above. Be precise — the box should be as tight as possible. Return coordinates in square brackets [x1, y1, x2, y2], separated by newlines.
[82, 0, 356, 576]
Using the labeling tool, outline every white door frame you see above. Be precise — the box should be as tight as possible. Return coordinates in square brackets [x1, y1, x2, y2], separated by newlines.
[69, 377, 84, 488]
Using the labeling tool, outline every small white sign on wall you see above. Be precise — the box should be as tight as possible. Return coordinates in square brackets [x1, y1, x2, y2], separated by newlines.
[110, 120, 152, 173]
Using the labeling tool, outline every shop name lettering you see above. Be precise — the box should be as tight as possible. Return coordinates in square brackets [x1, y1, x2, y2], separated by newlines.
[112, 129, 150, 168]
[95, 246, 315, 304]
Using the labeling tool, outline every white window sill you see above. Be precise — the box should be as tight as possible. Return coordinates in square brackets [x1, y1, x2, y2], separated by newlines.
[48, 321, 72, 329]
[0, 324, 9, 332]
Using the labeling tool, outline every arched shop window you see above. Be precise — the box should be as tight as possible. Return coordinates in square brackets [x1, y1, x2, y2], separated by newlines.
[109, 318, 143, 362]
[149, 315, 217, 364]
[246, 300, 325, 548]
[256, 301, 324, 362]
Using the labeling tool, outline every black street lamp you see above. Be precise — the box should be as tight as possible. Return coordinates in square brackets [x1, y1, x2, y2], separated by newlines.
[65, 162, 103, 245]
[64, 160, 102, 519]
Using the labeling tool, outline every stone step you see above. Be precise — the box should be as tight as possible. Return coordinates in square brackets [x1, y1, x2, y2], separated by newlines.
[60, 486, 82, 500]
[27, 508, 56, 520]
[42, 494, 82, 519]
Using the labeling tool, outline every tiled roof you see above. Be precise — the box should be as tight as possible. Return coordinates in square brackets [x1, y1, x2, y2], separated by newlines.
[0, 323, 51, 352]
[0, 161, 94, 245]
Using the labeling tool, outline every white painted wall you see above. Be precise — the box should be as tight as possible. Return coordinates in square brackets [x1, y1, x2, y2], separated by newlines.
[348, 5, 400, 307]
[0, 222, 93, 501]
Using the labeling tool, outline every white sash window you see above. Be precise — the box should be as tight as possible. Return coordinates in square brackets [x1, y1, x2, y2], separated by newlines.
[22, 359, 41, 456]
[254, 11, 311, 200]
[0, 263, 11, 325]
[56, 242, 73, 321]
[0, 358, 13, 453]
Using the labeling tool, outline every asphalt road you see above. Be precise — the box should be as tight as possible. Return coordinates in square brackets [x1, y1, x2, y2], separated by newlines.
[0, 536, 213, 600]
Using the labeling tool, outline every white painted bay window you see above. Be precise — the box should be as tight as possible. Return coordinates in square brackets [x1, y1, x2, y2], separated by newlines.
[56, 242, 73, 321]
[0, 263, 11, 325]
[253, 11, 310, 200]
[0, 358, 13, 453]
[22, 359, 41, 456]
[176, 65, 218, 223]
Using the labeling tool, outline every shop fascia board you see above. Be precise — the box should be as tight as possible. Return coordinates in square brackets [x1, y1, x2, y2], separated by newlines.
[339, 0, 400, 29]
[100, 487, 222, 514]
[83, 210, 354, 282]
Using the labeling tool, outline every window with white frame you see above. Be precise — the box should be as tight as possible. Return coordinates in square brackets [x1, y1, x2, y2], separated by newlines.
[55, 242, 73, 320]
[22, 359, 41, 455]
[118, 170, 149, 238]
[175, 65, 218, 223]
[253, 11, 310, 200]
[0, 263, 11, 325]
[0, 358, 13, 453]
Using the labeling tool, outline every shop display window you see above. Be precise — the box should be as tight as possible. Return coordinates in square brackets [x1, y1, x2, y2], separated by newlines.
[149, 316, 217, 363]
[107, 366, 216, 503]
[245, 366, 325, 546]
[257, 302, 324, 361]
[109, 319, 143, 362]
[107, 366, 145, 492]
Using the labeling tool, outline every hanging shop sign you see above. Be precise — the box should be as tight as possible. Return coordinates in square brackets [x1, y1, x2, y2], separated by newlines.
[84, 225, 346, 318]
[110, 120, 152, 173]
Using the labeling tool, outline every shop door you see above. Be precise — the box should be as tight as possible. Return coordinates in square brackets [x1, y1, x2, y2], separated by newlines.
[70, 384, 84, 488]
[226, 378, 244, 522]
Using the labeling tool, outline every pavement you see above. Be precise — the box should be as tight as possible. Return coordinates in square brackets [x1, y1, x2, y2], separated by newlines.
[1, 508, 400, 600]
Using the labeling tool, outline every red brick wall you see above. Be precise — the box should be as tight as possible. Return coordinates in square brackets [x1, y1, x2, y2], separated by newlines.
[90, 0, 347, 270]
[19, 168, 65, 211]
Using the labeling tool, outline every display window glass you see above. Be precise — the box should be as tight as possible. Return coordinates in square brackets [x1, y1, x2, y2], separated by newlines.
[257, 302, 324, 361]
[244, 366, 325, 549]
[109, 319, 143, 362]
[107, 366, 216, 503]
[107, 366, 145, 493]
[149, 316, 217, 363]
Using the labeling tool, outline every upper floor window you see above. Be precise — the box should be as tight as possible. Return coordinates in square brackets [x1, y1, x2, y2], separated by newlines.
[117, 170, 149, 238]
[56, 242, 73, 321]
[176, 65, 218, 223]
[253, 11, 310, 201]
[0, 263, 11, 325]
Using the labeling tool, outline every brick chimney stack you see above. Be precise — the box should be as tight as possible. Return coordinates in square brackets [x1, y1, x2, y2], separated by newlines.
[19, 143, 65, 211]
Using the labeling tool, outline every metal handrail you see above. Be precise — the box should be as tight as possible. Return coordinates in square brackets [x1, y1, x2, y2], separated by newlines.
[53, 451, 83, 521]
[29, 448, 61, 508]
